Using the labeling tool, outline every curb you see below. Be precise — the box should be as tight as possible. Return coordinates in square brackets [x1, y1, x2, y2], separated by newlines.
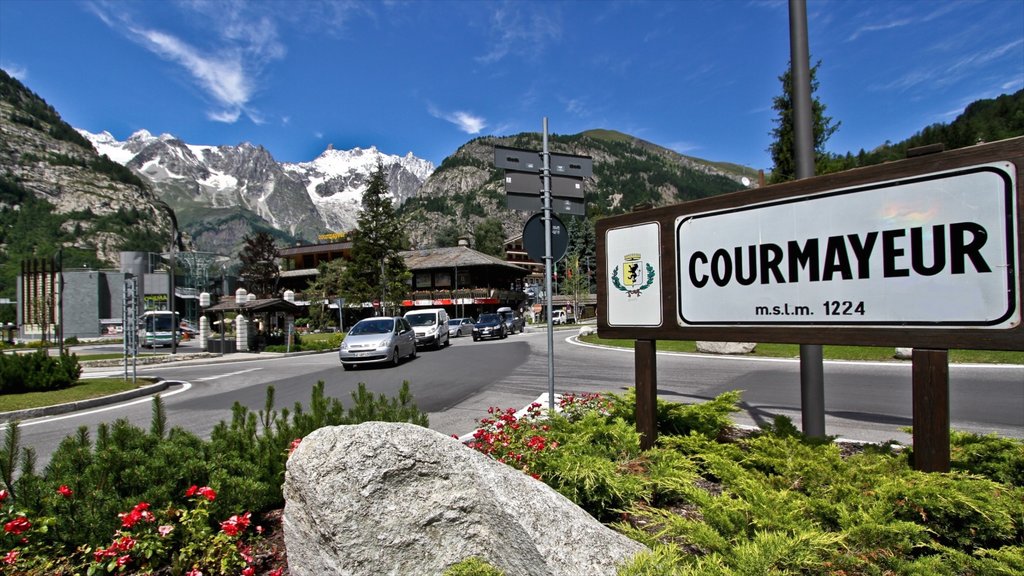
[0, 379, 171, 424]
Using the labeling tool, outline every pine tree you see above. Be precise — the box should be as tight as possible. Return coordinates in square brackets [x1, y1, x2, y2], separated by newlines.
[237, 231, 279, 298]
[339, 162, 411, 314]
[768, 60, 840, 183]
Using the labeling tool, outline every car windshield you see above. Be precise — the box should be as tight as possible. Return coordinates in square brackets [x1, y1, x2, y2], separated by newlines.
[348, 319, 394, 335]
[406, 313, 437, 327]
[478, 313, 500, 323]
[448, 319, 461, 326]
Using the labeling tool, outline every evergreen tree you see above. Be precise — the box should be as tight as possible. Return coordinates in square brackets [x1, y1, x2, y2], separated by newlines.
[339, 162, 411, 314]
[238, 231, 280, 298]
[304, 259, 347, 329]
[768, 60, 840, 183]
[473, 217, 506, 258]
[563, 216, 597, 294]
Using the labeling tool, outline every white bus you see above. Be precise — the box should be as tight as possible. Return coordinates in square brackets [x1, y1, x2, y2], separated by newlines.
[140, 310, 180, 348]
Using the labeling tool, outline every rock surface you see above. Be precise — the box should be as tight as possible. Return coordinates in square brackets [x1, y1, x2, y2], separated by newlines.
[283, 422, 647, 576]
[696, 341, 757, 355]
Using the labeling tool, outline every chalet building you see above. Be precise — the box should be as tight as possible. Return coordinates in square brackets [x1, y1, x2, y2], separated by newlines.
[277, 235, 529, 321]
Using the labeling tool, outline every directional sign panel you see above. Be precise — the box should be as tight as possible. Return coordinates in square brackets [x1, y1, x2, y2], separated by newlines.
[504, 172, 585, 198]
[494, 146, 543, 172]
[494, 146, 593, 177]
[507, 193, 585, 216]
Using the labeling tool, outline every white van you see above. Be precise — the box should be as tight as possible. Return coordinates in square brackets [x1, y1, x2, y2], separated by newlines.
[552, 310, 576, 325]
[403, 308, 450, 349]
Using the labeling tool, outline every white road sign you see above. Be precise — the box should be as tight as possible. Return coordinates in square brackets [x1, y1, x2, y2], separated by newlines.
[676, 163, 1019, 328]
[606, 222, 663, 327]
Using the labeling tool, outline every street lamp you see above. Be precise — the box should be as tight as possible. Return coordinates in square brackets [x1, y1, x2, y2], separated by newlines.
[154, 200, 179, 355]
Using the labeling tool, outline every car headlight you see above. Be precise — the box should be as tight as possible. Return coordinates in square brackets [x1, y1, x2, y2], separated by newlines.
[377, 338, 392, 349]
[340, 341, 349, 351]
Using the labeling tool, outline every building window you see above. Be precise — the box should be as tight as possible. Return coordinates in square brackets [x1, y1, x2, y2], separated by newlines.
[414, 272, 432, 289]
[435, 271, 452, 288]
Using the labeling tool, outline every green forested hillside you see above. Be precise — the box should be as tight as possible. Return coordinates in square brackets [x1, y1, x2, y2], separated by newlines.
[821, 89, 1024, 172]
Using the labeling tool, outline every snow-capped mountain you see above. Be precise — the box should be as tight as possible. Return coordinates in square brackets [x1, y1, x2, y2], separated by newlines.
[78, 129, 435, 255]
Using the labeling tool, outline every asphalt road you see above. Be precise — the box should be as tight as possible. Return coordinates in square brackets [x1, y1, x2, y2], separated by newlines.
[10, 329, 1024, 467]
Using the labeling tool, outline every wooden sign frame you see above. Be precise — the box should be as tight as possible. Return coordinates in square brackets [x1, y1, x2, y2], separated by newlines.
[598, 138, 1023, 351]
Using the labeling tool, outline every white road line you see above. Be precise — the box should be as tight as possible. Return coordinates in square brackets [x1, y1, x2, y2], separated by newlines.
[194, 368, 263, 381]
[2, 382, 192, 429]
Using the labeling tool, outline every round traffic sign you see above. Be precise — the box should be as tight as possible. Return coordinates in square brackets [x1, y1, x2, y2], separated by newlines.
[522, 212, 569, 263]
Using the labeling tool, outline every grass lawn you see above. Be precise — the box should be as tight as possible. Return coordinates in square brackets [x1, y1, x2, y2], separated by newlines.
[0, 378, 155, 412]
[578, 334, 1024, 364]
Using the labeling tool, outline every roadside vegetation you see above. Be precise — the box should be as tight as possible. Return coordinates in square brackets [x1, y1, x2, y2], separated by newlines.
[2, 354, 1020, 574]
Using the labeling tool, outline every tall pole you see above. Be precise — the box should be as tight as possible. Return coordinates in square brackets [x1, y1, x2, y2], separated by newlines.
[543, 118, 556, 411]
[790, 0, 825, 438]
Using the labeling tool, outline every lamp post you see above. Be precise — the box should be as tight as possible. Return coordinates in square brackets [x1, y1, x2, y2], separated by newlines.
[199, 292, 210, 352]
[154, 200, 179, 355]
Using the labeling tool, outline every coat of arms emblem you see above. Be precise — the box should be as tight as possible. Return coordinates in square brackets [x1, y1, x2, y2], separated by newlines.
[612, 253, 655, 298]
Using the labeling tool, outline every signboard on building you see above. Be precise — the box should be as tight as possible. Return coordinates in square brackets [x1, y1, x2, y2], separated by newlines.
[597, 138, 1024, 351]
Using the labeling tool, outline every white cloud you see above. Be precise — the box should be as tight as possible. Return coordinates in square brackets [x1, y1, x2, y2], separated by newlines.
[476, 3, 561, 65]
[1, 64, 27, 80]
[428, 105, 487, 134]
[87, 1, 285, 124]
[668, 141, 700, 154]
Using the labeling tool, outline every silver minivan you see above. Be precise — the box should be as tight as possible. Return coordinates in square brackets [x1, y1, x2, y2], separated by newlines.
[339, 316, 416, 370]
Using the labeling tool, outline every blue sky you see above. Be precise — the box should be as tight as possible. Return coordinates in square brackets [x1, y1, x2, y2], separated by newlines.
[1, 0, 1021, 170]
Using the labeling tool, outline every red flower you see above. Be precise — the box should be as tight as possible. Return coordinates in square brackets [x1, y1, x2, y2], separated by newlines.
[57, 485, 73, 498]
[186, 570, 204, 576]
[242, 566, 255, 576]
[269, 569, 283, 576]
[288, 437, 302, 455]
[3, 550, 17, 565]
[116, 554, 131, 567]
[3, 517, 30, 535]
[220, 511, 251, 536]
[0, 489, 8, 502]
[185, 485, 216, 501]
[119, 502, 153, 528]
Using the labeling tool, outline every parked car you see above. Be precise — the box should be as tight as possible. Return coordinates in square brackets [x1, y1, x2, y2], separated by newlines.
[448, 317, 475, 338]
[404, 308, 450, 349]
[472, 313, 507, 341]
[552, 310, 576, 325]
[497, 306, 524, 334]
[338, 316, 416, 370]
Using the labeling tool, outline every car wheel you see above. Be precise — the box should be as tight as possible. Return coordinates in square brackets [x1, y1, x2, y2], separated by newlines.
[473, 336, 479, 341]
[391, 347, 401, 366]
[444, 333, 450, 347]
[409, 346, 417, 360]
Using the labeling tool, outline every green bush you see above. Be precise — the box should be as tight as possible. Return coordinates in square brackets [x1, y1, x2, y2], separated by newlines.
[0, 350, 81, 394]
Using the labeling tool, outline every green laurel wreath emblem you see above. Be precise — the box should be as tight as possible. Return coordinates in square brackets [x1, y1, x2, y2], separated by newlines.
[612, 263, 655, 296]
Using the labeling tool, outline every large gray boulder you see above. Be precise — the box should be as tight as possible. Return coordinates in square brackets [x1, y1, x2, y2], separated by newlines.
[284, 422, 647, 576]
[696, 341, 757, 355]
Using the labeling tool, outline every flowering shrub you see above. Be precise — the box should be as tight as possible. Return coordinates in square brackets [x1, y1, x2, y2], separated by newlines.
[0, 483, 273, 575]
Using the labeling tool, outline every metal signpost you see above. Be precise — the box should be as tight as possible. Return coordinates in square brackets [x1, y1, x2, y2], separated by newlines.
[494, 120, 593, 410]
[597, 138, 1024, 470]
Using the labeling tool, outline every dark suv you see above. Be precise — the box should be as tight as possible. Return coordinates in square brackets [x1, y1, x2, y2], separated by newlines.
[472, 313, 507, 341]
[498, 308, 525, 334]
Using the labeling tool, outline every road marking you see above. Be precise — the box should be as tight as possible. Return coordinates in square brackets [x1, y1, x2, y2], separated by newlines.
[195, 368, 263, 381]
[1, 382, 192, 429]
